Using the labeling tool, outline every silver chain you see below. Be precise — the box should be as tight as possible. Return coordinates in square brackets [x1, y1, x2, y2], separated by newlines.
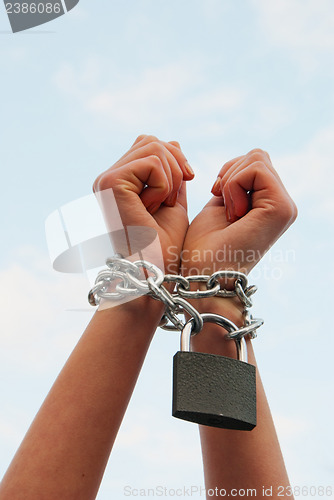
[88, 256, 263, 339]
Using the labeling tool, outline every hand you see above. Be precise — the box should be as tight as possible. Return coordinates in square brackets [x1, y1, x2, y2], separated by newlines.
[93, 134, 194, 274]
[182, 149, 297, 277]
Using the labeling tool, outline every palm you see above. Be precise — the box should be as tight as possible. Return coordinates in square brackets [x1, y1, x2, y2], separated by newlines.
[154, 203, 188, 256]
[117, 191, 189, 274]
[183, 197, 250, 275]
[183, 149, 298, 278]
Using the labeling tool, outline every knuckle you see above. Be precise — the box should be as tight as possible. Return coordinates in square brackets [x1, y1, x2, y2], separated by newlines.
[276, 200, 298, 226]
[249, 150, 267, 162]
[92, 174, 102, 193]
[249, 147, 264, 154]
[94, 170, 116, 192]
[148, 156, 170, 193]
[161, 183, 170, 197]
[143, 134, 159, 145]
[252, 160, 267, 170]
[290, 201, 298, 222]
[248, 148, 270, 161]
[135, 134, 159, 144]
[148, 154, 163, 168]
[135, 134, 147, 143]
[147, 141, 164, 156]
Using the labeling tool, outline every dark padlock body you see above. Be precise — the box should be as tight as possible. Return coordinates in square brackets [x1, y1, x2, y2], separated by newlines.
[172, 351, 256, 431]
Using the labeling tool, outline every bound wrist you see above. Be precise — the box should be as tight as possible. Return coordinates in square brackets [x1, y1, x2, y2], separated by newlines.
[177, 276, 245, 327]
[176, 277, 247, 357]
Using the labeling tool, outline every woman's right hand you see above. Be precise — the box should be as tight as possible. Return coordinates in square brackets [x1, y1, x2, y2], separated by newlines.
[93, 134, 194, 274]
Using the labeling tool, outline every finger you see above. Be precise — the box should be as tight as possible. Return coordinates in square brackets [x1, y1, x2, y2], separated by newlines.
[221, 149, 284, 191]
[220, 150, 285, 221]
[116, 134, 168, 165]
[111, 134, 158, 165]
[211, 153, 251, 194]
[93, 155, 172, 229]
[227, 162, 297, 227]
[222, 159, 270, 222]
[218, 149, 271, 178]
[218, 156, 249, 221]
[127, 141, 185, 208]
[211, 155, 245, 197]
[96, 136, 193, 211]
[218, 154, 245, 178]
[133, 138, 194, 180]
[130, 134, 159, 149]
[168, 140, 181, 149]
[164, 140, 194, 180]
[109, 142, 174, 194]
[108, 135, 194, 185]
[97, 155, 170, 202]
[137, 155, 182, 211]
[225, 175, 250, 221]
[211, 176, 223, 197]
[176, 181, 187, 212]
[162, 148, 185, 206]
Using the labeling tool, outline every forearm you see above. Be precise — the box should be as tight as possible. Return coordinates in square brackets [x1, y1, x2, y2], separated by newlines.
[189, 297, 292, 499]
[0, 296, 164, 500]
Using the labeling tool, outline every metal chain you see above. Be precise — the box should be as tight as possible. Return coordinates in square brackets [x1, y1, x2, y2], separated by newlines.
[88, 256, 263, 340]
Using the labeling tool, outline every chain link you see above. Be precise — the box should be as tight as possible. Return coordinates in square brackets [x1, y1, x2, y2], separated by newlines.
[88, 256, 263, 340]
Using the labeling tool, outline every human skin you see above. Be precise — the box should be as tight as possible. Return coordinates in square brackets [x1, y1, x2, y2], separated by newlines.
[0, 135, 193, 500]
[182, 149, 297, 498]
[0, 139, 297, 500]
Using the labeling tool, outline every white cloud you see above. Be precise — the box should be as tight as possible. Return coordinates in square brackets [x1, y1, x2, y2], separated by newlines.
[66, 4, 89, 20]
[252, 0, 334, 76]
[118, 420, 200, 467]
[253, 0, 334, 50]
[273, 124, 334, 217]
[53, 58, 245, 130]
[0, 46, 28, 62]
[110, 405, 203, 488]
[0, 246, 92, 371]
[0, 416, 23, 448]
[274, 413, 310, 438]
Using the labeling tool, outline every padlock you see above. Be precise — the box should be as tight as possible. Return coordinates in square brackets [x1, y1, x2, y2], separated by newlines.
[172, 313, 256, 430]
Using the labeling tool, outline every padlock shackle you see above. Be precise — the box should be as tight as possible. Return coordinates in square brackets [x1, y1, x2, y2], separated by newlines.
[181, 313, 248, 363]
[180, 322, 194, 352]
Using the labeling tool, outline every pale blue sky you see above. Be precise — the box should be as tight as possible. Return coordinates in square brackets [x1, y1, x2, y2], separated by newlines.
[1, 1, 334, 498]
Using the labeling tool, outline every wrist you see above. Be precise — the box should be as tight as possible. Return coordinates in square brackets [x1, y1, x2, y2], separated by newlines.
[97, 293, 165, 330]
[177, 272, 245, 326]
[178, 276, 247, 357]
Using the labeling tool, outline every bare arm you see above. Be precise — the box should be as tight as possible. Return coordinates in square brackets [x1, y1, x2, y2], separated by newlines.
[0, 135, 194, 500]
[192, 299, 290, 498]
[182, 149, 297, 498]
[0, 299, 163, 500]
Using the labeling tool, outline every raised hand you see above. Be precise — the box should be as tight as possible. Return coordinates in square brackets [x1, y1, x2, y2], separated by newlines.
[182, 150, 297, 496]
[182, 149, 297, 276]
[93, 134, 194, 274]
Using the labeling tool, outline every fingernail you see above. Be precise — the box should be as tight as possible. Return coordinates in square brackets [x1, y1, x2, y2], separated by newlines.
[226, 206, 231, 222]
[184, 161, 194, 177]
[211, 177, 221, 194]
